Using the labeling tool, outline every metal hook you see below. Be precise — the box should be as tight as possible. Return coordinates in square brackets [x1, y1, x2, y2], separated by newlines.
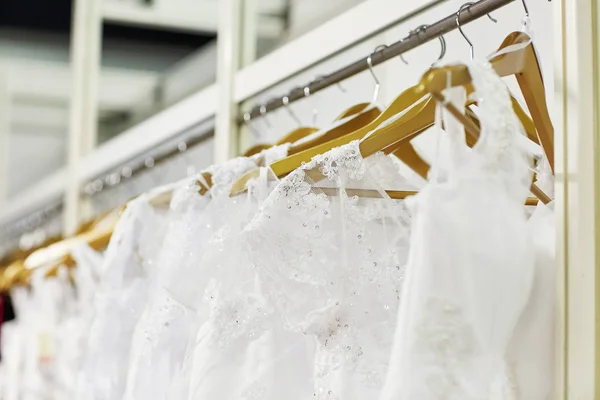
[456, 3, 476, 59]
[413, 24, 447, 68]
[521, 0, 529, 17]
[244, 111, 263, 138]
[367, 45, 386, 104]
[259, 104, 272, 129]
[282, 95, 302, 126]
[456, 2, 498, 59]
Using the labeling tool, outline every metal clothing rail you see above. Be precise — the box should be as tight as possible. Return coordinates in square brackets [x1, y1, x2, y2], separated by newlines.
[240, 0, 515, 122]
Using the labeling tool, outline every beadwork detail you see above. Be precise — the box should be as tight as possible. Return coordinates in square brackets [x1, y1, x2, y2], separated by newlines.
[204, 280, 273, 350]
[244, 140, 413, 398]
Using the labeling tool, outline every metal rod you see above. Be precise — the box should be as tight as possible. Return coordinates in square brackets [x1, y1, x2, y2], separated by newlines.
[240, 0, 514, 122]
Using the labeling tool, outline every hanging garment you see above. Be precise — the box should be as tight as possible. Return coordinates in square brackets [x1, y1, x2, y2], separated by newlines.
[122, 146, 289, 400]
[236, 141, 418, 400]
[1, 267, 71, 400]
[77, 185, 173, 400]
[496, 157, 555, 400]
[184, 164, 315, 400]
[57, 245, 103, 399]
[379, 59, 535, 400]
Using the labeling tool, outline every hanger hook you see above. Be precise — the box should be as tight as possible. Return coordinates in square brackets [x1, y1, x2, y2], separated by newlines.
[456, 3, 475, 59]
[243, 112, 262, 138]
[367, 45, 386, 104]
[259, 103, 272, 131]
[413, 24, 446, 68]
[456, 2, 497, 60]
[521, 0, 530, 17]
[282, 95, 302, 126]
[397, 39, 409, 65]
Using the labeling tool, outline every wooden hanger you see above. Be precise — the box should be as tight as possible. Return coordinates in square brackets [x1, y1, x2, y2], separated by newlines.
[242, 143, 272, 157]
[418, 31, 553, 171]
[229, 81, 434, 195]
[23, 208, 121, 275]
[334, 102, 371, 120]
[243, 101, 371, 158]
[0, 260, 25, 292]
[289, 106, 381, 154]
[275, 127, 319, 146]
[358, 90, 550, 203]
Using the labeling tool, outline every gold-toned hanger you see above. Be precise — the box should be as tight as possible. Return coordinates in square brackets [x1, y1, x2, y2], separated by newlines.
[227, 39, 449, 196]
[230, 48, 441, 196]
[417, 12, 553, 170]
[242, 143, 272, 157]
[335, 103, 370, 120]
[289, 106, 381, 154]
[275, 95, 320, 145]
[359, 6, 551, 203]
[0, 260, 24, 292]
[284, 75, 378, 154]
[22, 208, 121, 276]
[230, 16, 543, 196]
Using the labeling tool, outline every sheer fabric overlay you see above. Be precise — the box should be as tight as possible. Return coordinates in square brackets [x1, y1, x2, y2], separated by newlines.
[241, 141, 418, 400]
[123, 145, 290, 400]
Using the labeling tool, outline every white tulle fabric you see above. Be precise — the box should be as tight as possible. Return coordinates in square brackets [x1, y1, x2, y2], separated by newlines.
[183, 165, 312, 400]
[500, 155, 555, 400]
[59, 244, 103, 399]
[380, 59, 536, 400]
[77, 186, 172, 400]
[240, 141, 417, 400]
[122, 145, 290, 400]
[1, 264, 85, 400]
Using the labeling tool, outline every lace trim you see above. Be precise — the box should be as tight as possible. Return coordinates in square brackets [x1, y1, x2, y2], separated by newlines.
[204, 280, 274, 350]
[244, 141, 412, 399]
[414, 297, 481, 399]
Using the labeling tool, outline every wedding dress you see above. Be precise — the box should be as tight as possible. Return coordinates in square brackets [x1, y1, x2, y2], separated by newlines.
[234, 141, 418, 400]
[380, 59, 536, 400]
[77, 184, 174, 400]
[122, 146, 289, 400]
[58, 245, 103, 399]
[1, 266, 70, 400]
[499, 157, 555, 400]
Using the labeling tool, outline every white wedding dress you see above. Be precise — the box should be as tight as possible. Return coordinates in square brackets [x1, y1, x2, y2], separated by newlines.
[380, 59, 537, 400]
[500, 157, 555, 400]
[122, 146, 289, 400]
[77, 184, 174, 400]
[56, 244, 103, 399]
[234, 141, 418, 400]
[1, 266, 72, 400]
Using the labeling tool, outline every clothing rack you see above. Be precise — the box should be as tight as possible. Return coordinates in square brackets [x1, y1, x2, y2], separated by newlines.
[240, 0, 515, 122]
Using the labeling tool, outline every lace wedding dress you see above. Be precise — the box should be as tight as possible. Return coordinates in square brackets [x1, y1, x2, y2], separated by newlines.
[232, 141, 418, 400]
[380, 60, 536, 400]
[122, 146, 289, 400]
